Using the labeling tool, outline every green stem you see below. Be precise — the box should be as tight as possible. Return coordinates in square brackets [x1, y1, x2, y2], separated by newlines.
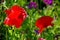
[21, 34, 24, 40]
[2, 1, 8, 9]
[12, 26, 16, 40]
[6, 29, 8, 40]
[18, 34, 20, 40]
[31, 18, 32, 29]
[6, 25, 8, 40]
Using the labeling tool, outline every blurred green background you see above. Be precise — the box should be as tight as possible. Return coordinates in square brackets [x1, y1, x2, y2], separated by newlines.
[0, 0, 60, 40]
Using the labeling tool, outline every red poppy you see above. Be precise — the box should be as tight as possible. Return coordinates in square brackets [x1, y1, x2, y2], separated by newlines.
[4, 5, 27, 28]
[35, 16, 54, 33]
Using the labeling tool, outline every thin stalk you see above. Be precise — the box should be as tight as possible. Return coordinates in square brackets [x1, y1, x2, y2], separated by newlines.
[21, 34, 24, 40]
[12, 26, 16, 40]
[6, 29, 8, 40]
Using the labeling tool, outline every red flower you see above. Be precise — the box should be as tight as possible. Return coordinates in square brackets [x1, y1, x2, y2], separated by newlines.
[4, 5, 27, 28]
[35, 16, 53, 33]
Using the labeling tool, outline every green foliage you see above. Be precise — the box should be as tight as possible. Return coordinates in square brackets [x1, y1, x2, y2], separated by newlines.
[0, 0, 60, 40]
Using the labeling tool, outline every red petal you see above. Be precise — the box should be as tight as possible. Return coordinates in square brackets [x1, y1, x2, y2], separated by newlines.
[4, 8, 11, 16]
[11, 5, 23, 13]
[18, 13, 27, 20]
[38, 27, 44, 33]
[12, 18, 23, 28]
[35, 16, 53, 27]
[4, 17, 13, 25]
[35, 22, 44, 33]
